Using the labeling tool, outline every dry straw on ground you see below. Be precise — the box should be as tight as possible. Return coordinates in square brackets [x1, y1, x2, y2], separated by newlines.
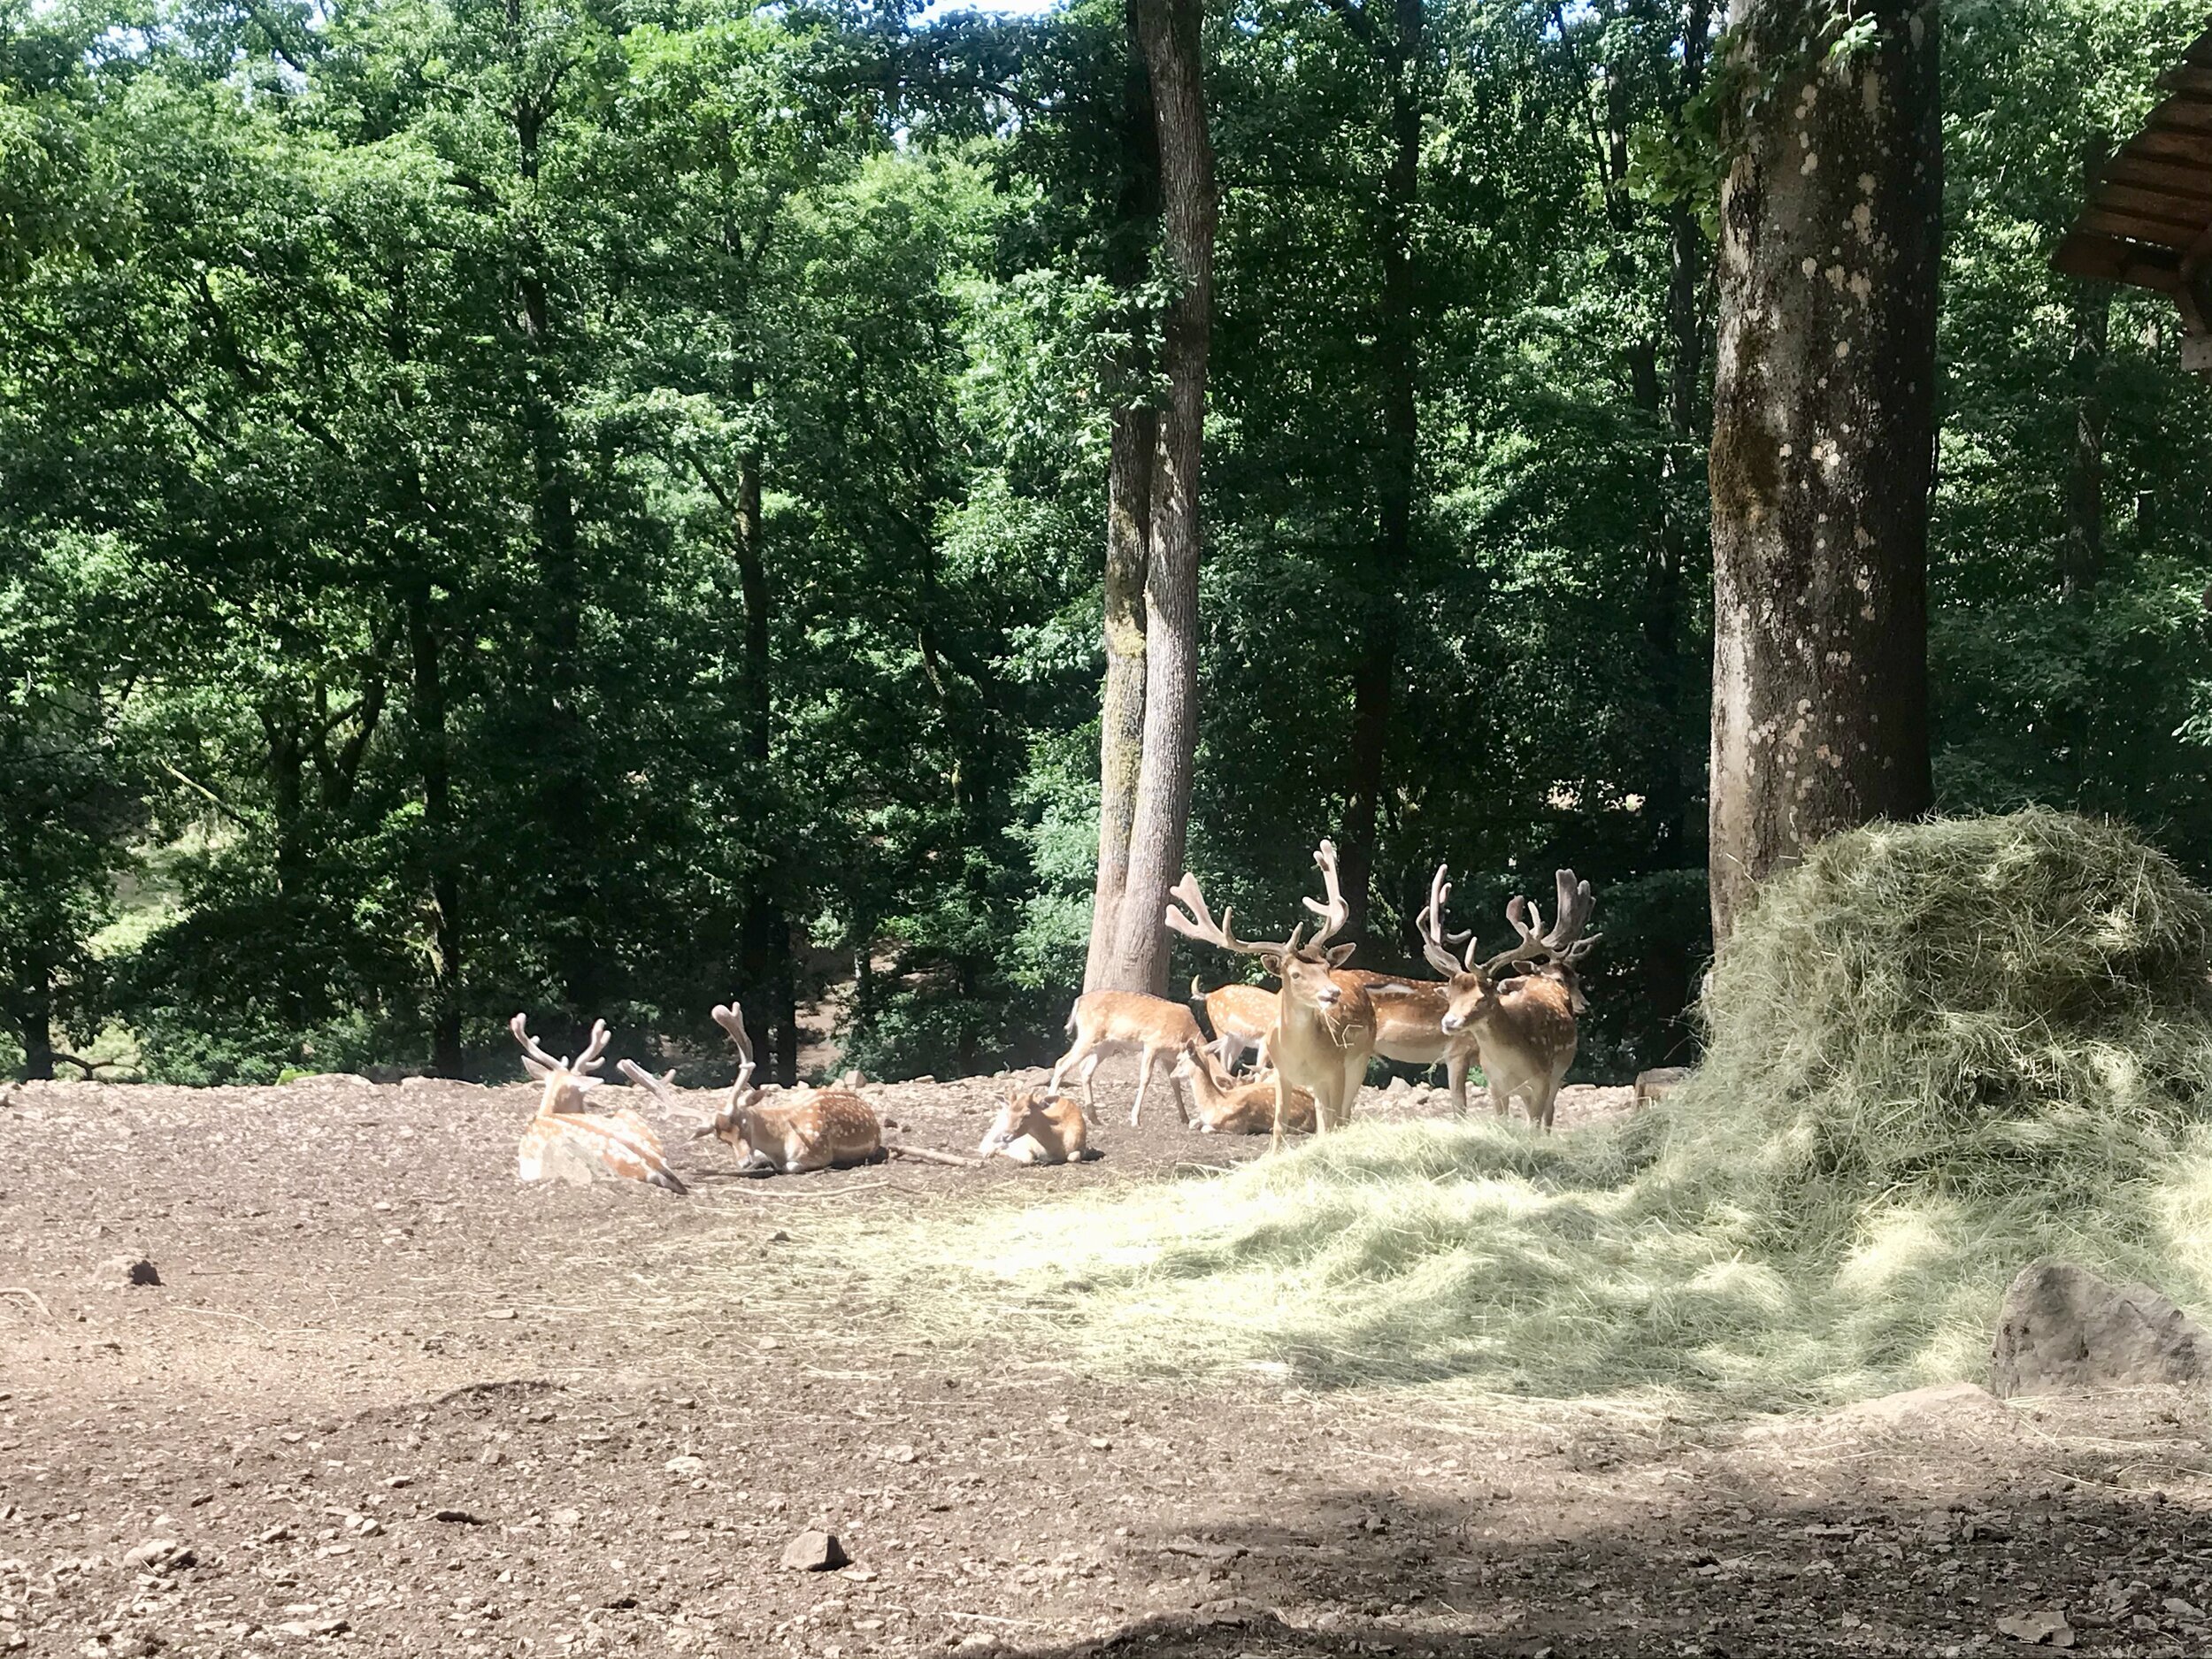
[820, 810, 2212, 1411]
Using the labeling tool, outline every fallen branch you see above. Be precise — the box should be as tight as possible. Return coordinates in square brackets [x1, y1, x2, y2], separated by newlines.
[886, 1144, 981, 1170]
[0, 1286, 55, 1320]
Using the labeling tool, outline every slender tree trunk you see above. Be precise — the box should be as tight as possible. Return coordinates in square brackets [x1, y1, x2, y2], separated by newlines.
[18, 965, 54, 1081]
[1085, 405, 1156, 991]
[1640, 0, 1713, 1060]
[726, 429, 796, 1085]
[2062, 276, 2109, 598]
[1708, 0, 1941, 947]
[1102, 0, 1216, 995]
[1338, 0, 1423, 946]
[410, 585, 465, 1078]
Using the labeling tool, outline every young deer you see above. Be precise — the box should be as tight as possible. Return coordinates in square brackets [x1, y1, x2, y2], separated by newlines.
[1417, 866, 1599, 1133]
[624, 1002, 881, 1177]
[1189, 977, 1274, 1073]
[1164, 839, 1378, 1149]
[1171, 1048, 1316, 1135]
[511, 1013, 687, 1194]
[977, 1087, 1091, 1164]
[1048, 991, 1203, 1126]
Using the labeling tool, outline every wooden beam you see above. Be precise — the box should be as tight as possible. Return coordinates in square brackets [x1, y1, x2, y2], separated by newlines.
[2079, 206, 2205, 250]
[2149, 95, 2212, 136]
[2093, 180, 2212, 227]
[2129, 128, 2212, 169]
[2054, 231, 2183, 292]
[2105, 156, 2212, 201]
[2155, 63, 2212, 99]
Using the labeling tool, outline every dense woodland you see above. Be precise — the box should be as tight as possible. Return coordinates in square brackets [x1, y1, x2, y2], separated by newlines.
[3, 0, 2209, 1086]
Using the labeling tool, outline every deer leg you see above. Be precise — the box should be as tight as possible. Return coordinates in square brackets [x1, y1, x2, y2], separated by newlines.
[1446, 1052, 1471, 1116]
[1269, 1071, 1289, 1154]
[1077, 1053, 1104, 1123]
[1048, 1039, 1087, 1096]
[1487, 1076, 1509, 1118]
[1129, 1050, 1155, 1126]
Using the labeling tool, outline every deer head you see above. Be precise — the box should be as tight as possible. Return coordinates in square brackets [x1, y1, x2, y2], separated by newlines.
[1165, 840, 1359, 1015]
[511, 1012, 613, 1116]
[978, 1087, 1059, 1158]
[685, 999, 768, 1152]
[1418, 865, 1600, 1033]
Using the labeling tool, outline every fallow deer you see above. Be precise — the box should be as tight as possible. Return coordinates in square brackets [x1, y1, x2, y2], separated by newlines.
[1048, 991, 1203, 1126]
[623, 1001, 881, 1176]
[1164, 839, 1379, 1149]
[977, 1087, 1091, 1164]
[1189, 978, 1275, 1073]
[1171, 1048, 1317, 1135]
[511, 1013, 687, 1194]
[1417, 866, 1600, 1133]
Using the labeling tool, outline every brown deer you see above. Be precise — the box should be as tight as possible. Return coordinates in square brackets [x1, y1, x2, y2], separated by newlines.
[511, 1014, 687, 1194]
[977, 1087, 1091, 1164]
[1417, 866, 1599, 1132]
[1171, 1048, 1317, 1135]
[623, 1002, 880, 1176]
[1189, 978, 1274, 1073]
[1164, 839, 1378, 1149]
[1048, 991, 1203, 1126]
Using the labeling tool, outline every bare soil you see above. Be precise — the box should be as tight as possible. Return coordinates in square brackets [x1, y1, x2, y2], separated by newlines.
[4, 1066, 2212, 1658]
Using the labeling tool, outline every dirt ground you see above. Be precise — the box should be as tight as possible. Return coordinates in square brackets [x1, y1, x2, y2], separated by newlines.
[6, 1065, 2212, 1659]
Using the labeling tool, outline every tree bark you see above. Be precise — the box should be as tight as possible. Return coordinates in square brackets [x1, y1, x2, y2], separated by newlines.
[727, 432, 797, 1086]
[1337, 0, 1423, 946]
[17, 965, 54, 1081]
[1707, 0, 1940, 948]
[1085, 404, 1156, 991]
[409, 585, 465, 1078]
[1084, 35, 1163, 995]
[2061, 276, 2108, 598]
[1101, 0, 1216, 995]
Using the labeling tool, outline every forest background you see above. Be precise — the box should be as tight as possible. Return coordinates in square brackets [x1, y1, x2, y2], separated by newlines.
[4, 0, 2209, 1086]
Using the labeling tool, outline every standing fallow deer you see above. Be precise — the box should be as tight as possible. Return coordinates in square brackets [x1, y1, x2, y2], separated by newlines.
[511, 1013, 687, 1194]
[1171, 1048, 1317, 1135]
[1189, 978, 1274, 1073]
[977, 1087, 1091, 1164]
[1164, 839, 1379, 1150]
[622, 1001, 881, 1177]
[1048, 991, 1203, 1126]
[1417, 866, 1600, 1133]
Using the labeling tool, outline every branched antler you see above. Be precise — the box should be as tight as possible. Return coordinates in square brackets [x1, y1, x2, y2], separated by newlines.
[1164, 873, 1294, 959]
[709, 1000, 758, 1105]
[511, 1012, 611, 1079]
[1301, 839, 1352, 951]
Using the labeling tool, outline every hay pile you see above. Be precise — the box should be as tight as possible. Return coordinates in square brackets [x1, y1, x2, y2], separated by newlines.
[844, 811, 2212, 1409]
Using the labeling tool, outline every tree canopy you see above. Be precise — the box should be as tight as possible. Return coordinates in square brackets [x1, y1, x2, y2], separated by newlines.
[4, 0, 2208, 1084]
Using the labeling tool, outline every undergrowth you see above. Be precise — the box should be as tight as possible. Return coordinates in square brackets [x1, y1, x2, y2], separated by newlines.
[824, 810, 2212, 1411]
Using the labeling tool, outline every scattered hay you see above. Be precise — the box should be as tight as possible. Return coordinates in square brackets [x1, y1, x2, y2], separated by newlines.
[826, 811, 2212, 1411]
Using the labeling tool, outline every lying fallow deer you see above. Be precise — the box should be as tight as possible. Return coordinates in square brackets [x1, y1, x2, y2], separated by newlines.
[1171, 1048, 1316, 1135]
[977, 1087, 1092, 1164]
[1190, 977, 1274, 1073]
[1165, 839, 1379, 1149]
[624, 1001, 881, 1177]
[1417, 865, 1600, 1133]
[1048, 991, 1202, 1126]
[512, 1013, 687, 1194]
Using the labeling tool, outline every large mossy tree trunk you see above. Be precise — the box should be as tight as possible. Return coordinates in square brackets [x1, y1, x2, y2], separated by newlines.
[1100, 0, 1215, 996]
[1707, 0, 1941, 948]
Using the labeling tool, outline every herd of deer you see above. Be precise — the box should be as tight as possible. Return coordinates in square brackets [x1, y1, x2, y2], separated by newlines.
[509, 841, 1603, 1193]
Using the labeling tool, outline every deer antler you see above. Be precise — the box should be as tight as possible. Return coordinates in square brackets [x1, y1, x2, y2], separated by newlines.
[1302, 839, 1352, 950]
[1544, 868, 1602, 962]
[573, 1019, 612, 1075]
[1477, 894, 1555, 979]
[709, 1000, 758, 1102]
[1164, 873, 1295, 959]
[616, 1058, 678, 1106]
[1417, 864, 1482, 979]
[511, 1012, 567, 1079]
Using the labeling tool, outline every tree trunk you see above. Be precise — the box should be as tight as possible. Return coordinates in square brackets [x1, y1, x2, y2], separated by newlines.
[2062, 242, 2108, 598]
[1707, 0, 1940, 948]
[410, 586, 465, 1078]
[727, 432, 797, 1085]
[1101, 0, 1216, 995]
[1338, 0, 1423, 946]
[1084, 404, 1156, 991]
[18, 964, 54, 1081]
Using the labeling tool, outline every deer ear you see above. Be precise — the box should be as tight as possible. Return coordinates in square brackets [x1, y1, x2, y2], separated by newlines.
[1259, 950, 1286, 976]
[1326, 943, 1357, 967]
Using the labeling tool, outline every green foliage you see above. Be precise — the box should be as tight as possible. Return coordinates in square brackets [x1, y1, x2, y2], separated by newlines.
[0, 0, 2208, 1084]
